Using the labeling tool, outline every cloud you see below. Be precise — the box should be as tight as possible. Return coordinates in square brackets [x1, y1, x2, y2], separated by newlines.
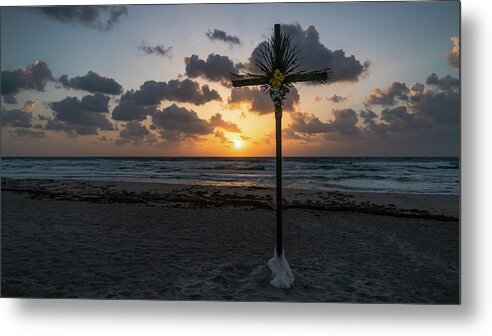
[286, 70, 458, 152]
[59, 71, 123, 95]
[328, 94, 348, 103]
[206, 29, 241, 46]
[447, 36, 460, 71]
[282, 128, 301, 140]
[166, 79, 221, 105]
[10, 128, 46, 138]
[35, 6, 127, 31]
[410, 83, 425, 93]
[138, 42, 172, 59]
[228, 86, 299, 115]
[114, 104, 242, 146]
[247, 23, 369, 83]
[214, 129, 233, 144]
[365, 81, 409, 106]
[410, 80, 459, 125]
[46, 119, 106, 136]
[378, 105, 415, 131]
[363, 74, 459, 134]
[79, 93, 111, 112]
[1, 61, 53, 97]
[1, 100, 36, 128]
[115, 121, 157, 146]
[47, 94, 115, 135]
[151, 103, 213, 136]
[112, 101, 153, 121]
[425, 73, 459, 92]
[287, 108, 360, 138]
[209, 113, 241, 132]
[112, 79, 222, 122]
[185, 54, 242, 86]
[118, 79, 221, 108]
[359, 108, 378, 128]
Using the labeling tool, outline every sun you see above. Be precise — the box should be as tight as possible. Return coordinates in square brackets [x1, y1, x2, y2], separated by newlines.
[233, 139, 244, 149]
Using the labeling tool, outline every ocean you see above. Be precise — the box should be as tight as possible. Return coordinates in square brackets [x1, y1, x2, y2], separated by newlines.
[1, 157, 459, 195]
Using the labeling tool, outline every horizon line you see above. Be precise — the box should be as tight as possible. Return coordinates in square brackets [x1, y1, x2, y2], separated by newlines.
[0, 155, 460, 158]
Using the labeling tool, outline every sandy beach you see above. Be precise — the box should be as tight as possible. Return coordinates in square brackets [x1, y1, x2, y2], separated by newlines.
[1, 178, 459, 303]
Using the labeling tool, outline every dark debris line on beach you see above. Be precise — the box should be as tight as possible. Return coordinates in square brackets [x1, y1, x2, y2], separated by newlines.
[1, 178, 458, 222]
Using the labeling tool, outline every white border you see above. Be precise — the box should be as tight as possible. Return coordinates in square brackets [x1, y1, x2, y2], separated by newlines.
[2, 0, 491, 335]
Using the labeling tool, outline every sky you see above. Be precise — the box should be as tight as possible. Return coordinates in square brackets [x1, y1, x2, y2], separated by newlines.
[1, 2, 460, 157]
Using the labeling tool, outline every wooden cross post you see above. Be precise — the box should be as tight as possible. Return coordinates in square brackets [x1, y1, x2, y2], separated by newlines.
[273, 24, 284, 256]
[231, 24, 332, 286]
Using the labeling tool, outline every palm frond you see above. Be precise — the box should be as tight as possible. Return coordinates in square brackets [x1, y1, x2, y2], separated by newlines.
[252, 32, 303, 78]
[231, 73, 268, 87]
[230, 25, 333, 90]
[285, 68, 334, 85]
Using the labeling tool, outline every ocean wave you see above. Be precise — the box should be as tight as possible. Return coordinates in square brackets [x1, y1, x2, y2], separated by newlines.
[197, 165, 266, 171]
[0, 157, 459, 195]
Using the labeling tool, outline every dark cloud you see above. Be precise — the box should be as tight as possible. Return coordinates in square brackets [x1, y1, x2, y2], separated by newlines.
[166, 79, 221, 105]
[363, 74, 459, 135]
[447, 36, 460, 71]
[209, 113, 241, 132]
[247, 23, 369, 83]
[112, 101, 152, 121]
[365, 82, 409, 106]
[138, 42, 172, 59]
[10, 128, 46, 138]
[47, 94, 115, 135]
[228, 86, 299, 115]
[111, 79, 221, 122]
[425, 73, 459, 92]
[122, 81, 168, 106]
[381, 105, 413, 123]
[151, 104, 213, 136]
[287, 109, 360, 138]
[409, 82, 459, 125]
[286, 69, 458, 151]
[157, 129, 190, 143]
[185, 54, 242, 86]
[359, 108, 378, 127]
[78, 93, 111, 112]
[1, 101, 36, 128]
[328, 94, 348, 103]
[206, 29, 241, 46]
[410, 83, 425, 93]
[46, 119, 106, 136]
[118, 79, 221, 110]
[59, 71, 123, 95]
[115, 121, 156, 146]
[214, 129, 233, 144]
[1, 61, 52, 97]
[36, 6, 127, 31]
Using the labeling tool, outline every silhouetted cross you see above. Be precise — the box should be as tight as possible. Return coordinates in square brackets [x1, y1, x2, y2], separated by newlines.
[231, 24, 332, 262]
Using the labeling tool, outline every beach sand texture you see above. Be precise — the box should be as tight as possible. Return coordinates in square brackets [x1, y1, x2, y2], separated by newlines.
[1, 178, 459, 303]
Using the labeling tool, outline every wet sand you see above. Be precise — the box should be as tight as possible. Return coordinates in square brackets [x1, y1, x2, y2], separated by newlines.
[1, 178, 459, 303]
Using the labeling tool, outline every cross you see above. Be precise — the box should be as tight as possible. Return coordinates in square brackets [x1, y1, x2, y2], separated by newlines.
[231, 24, 333, 288]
